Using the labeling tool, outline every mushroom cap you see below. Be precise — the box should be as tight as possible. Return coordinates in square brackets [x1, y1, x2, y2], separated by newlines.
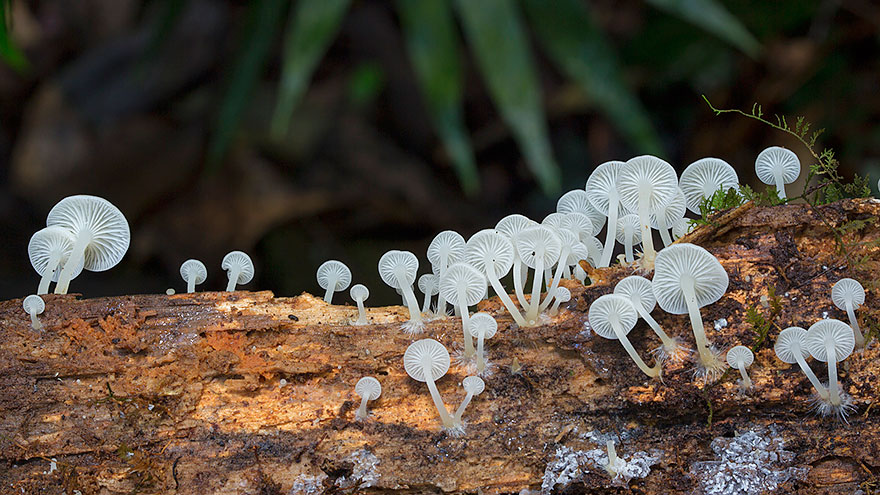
[557, 189, 592, 215]
[350, 284, 370, 301]
[774, 326, 809, 364]
[438, 262, 487, 306]
[615, 214, 642, 244]
[221, 251, 255, 284]
[652, 243, 728, 314]
[651, 188, 687, 229]
[617, 155, 679, 214]
[46, 195, 130, 272]
[516, 225, 562, 269]
[468, 312, 498, 339]
[562, 212, 596, 238]
[565, 242, 589, 266]
[542, 212, 567, 231]
[418, 274, 439, 295]
[466, 229, 514, 278]
[679, 158, 739, 213]
[403, 339, 451, 383]
[316, 260, 352, 292]
[23, 294, 45, 314]
[585, 160, 626, 215]
[180, 259, 207, 285]
[831, 278, 865, 310]
[355, 376, 382, 400]
[755, 146, 800, 186]
[28, 226, 84, 281]
[726, 345, 754, 368]
[427, 231, 466, 269]
[805, 319, 855, 362]
[495, 214, 537, 239]
[613, 276, 656, 313]
[555, 286, 572, 303]
[588, 294, 638, 340]
[462, 376, 485, 395]
[582, 235, 603, 266]
[378, 250, 419, 288]
[671, 218, 694, 240]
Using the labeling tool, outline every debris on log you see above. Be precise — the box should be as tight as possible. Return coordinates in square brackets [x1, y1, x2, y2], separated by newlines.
[2, 199, 879, 494]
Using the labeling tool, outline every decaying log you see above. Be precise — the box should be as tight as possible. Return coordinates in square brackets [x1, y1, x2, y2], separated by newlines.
[2, 199, 880, 494]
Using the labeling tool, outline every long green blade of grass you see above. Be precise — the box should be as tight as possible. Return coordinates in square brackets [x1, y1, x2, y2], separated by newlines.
[523, 0, 663, 156]
[0, 0, 28, 72]
[207, 0, 287, 168]
[270, 0, 351, 139]
[646, 0, 760, 57]
[397, 0, 479, 196]
[455, 0, 561, 195]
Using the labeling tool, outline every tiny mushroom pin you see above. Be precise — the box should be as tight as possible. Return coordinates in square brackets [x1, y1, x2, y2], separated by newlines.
[589, 294, 661, 379]
[755, 146, 800, 199]
[354, 376, 382, 420]
[805, 319, 855, 418]
[453, 376, 485, 428]
[180, 259, 207, 293]
[549, 286, 571, 316]
[316, 260, 352, 304]
[403, 339, 455, 429]
[222, 251, 254, 292]
[831, 278, 866, 348]
[604, 440, 626, 478]
[23, 295, 45, 330]
[468, 312, 498, 373]
[350, 284, 370, 325]
[726, 345, 754, 390]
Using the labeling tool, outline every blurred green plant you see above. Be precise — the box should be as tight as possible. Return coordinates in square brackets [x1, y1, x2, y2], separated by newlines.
[0, 0, 28, 73]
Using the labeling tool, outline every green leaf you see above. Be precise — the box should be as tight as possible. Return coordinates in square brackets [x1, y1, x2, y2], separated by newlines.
[455, 0, 561, 195]
[207, 0, 287, 169]
[522, 0, 663, 156]
[646, 0, 760, 57]
[397, 0, 479, 196]
[270, 0, 351, 139]
[0, 0, 29, 72]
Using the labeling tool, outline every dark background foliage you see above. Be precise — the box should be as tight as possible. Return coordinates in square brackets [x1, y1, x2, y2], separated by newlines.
[0, 0, 877, 303]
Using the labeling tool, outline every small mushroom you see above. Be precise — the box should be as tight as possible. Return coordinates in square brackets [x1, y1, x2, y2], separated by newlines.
[179, 259, 207, 293]
[755, 146, 800, 199]
[549, 287, 571, 316]
[316, 260, 352, 304]
[468, 312, 498, 373]
[614, 275, 685, 362]
[604, 440, 626, 478]
[47, 195, 130, 294]
[671, 218, 694, 240]
[678, 158, 739, 214]
[515, 225, 562, 324]
[616, 214, 642, 263]
[427, 231, 466, 315]
[28, 226, 84, 295]
[453, 376, 485, 427]
[805, 319, 855, 415]
[589, 294, 661, 379]
[726, 345, 754, 390]
[775, 326, 828, 400]
[495, 214, 538, 308]
[586, 160, 627, 267]
[830, 278, 866, 348]
[350, 284, 370, 325]
[651, 188, 686, 247]
[617, 155, 679, 266]
[378, 250, 424, 333]
[22, 295, 45, 330]
[466, 230, 527, 326]
[556, 190, 604, 235]
[438, 262, 487, 358]
[354, 376, 382, 420]
[222, 251, 255, 292]
[418, 274, 439, 314]
[538, 229, 579, 313]
[403, 339, 455, 428]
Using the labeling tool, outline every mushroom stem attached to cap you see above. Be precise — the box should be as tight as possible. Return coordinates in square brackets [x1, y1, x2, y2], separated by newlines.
[681, 275, 718, 370]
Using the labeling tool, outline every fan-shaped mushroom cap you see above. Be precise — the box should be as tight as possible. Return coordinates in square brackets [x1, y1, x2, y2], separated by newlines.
[588, 294, 638, 340]
[582, 236, 603, 266]
[614, 276, 656, 313]
[180, 259, 207, 292]
[468, 312, 498, 340]
[557, 190, 605, 233]
[562, 212, 596, 239]
[555, 287, 571, 304]
[438, 262, 487, 307]
[615, 214, 642, 245]
[495, 214, 537, 239]
[28, 226, 84, 294]
[617, 155, 679, 215]
[427, 231, 466, 270]
[679, 158, 739, 213]
[585, 160, 626, 214]
[755, 146, 800, 192]
[542, 212, 567, 231]
[418, 274, 439, 296]
[355, 376, 382, 400]
[23, 294, 45, 315]
[462, 376, 485, 395]
[671, 218, 694, 240]
[774, 327, 809, 364]
[350, 284, 369, 301]
[831, 278, 865, 310]
[516, 226, 562, 269]
[466, 230, 514, 278]
[403, 339, 451, 383]
[317, 260, 352, 292]
[222, 251, 255, 289]
[805, 319, 855, 363]
[378, 250, 418, 287]
[47, 195, 130, 272]
[726, 345, 754, 368]
[652, 244, 728, 314]
[651, 188, 687, 230]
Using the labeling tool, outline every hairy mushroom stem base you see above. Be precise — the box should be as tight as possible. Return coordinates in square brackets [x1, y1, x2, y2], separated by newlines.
[845, 302, 866, 348]
[632, 301, 682, 360]
[38, 251, 63, 295]
[55, 231, 93, 294]
[599, 190, 619, 268]
[681, 276, 723, 373]
[794, 352, 829, 400]
[422, 356, 455, 428]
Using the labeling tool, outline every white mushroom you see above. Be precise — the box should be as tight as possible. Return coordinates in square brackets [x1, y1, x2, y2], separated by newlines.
[515, 225, 562, 324]
[726, 345, 754, 390]
[453, 376, 485, 427]
[557, 190, 604, 235]
[378, 250, 424, 332]
[47, 195, 130, 294]
[427, 231, 466, 316]
[316, 260, 352, 304]
[22, 295, 45, 330]
[438, 262, 487, 358]
[403, 339, 455, 428]
[180, 259, 207, 293]
[418, 274, 439, 315]
[354, 376, 382, 420]
[495, 214, 538, 308]
[679, 158, 739, 214]
[671, 217, 695, 240]
[775, 326, 828, 401]
[651, 188, 686, 247]
[468, 312, 498, 373]
[350, 284, 370, 325]
[589, 294, 661, 379]
[830, 278, 866, 348]
[614, 275, 686, 362]
[549, 286, 571, 316]
[616, 213, 642, 264]
[466, 229, 526, 326]
[28, 226, 83, 295]
[755, 146, 800, 199]
[805, 319, 855, 416]
[222, 251, 255, 292]
[617, 155, 679, 266]
[585, 160, 627, 267]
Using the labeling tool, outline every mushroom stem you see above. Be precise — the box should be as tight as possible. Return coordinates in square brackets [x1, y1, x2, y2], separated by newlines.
[681, 276, 718, 369]
[476, 333, 488, 372]
[825, 339, 840, 406]
[186, 274, 197, 293]
[435, 255, 450, 315]
[624, 231, 634, 263]
[773, 168, 787, 199]
[793, 352, 828, 400]
[632, 304, 678, 353]
[421, 288, 432, 314]
[611, 315, 660, 378]
[55, 232, 91, 294]
[636, 188, 657, 264]
[456, 294, 475, 357]
[28, 308, 42, 330]
[539, 247, 570, 312]
[395, 271, 423, 324]
[737, 364, 752, 389]
[355, 297, 367, 325]
[485, 267, 527, 326]
[845, 302, 865, 348]
[422, 356, 455, 428]
[513, 259, 528, 308]
[38, 251, 63, 295]
[356, 395, 370, 420]
[226, 265, 242, 292]
[525, 255, 545, 323]
[657, 216, 673, 247]
[550, 297, 564, 316]
[323, 275, 337, 304]
[454, 391, 475, 424]
[599, 190, 619, 267]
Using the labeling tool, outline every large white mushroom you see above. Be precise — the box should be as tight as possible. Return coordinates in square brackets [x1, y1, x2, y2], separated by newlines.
[466, 230, 527, 326]
[515, 225, 562, 324]
[585, 160, 627, 267]
[678, 158, 739, 214]
[427, 231, 466, 315]
[438, 262, 487, 358]
[805, 319, 856, 419]
[403, 339, 455, 429]
[755, 146, 800, 199]
[495, 214, 538, 308]
[616, 156, 679, 266]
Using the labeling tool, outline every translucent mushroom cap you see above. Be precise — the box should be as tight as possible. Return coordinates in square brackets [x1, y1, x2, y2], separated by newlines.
[679, 158, 739, 213]
[831, 278, 865, 310]
[180, 259, 207, 285]
[774, 327, 809, 364]
[516, 226, 562, 269]
[617, 155, 679, 213]
[355, 376, 382, 400]
[755, 146, 800, 187]
[613, 276, 656, 313]
[46, 195, 130, 272]
[427, 231, 466, 268]
[582, 236, 603, 266]
[438, 262, 487, 306]
[403, 339, 451, 383]
[28, 226, 84, 281]
[588, 294, 638, 340]
[468, 312, 498, 339]
[585, 160, 626, 215]
[495, 214, 536, 239]
[555, 287, 571, 303]
[378, 250, 419, 288]
[652, 243, 729, 314]
[562, 212, 596, 238]
[726, 345, 754, 368]
[615, 214, 642, 244]
[462, 376, 485, 395]
[317, 260, 352, 292]
[466, 229, 514, 277]
[671, 218, 694, 240]
[805, 319, 855, 363]
[23, 295, 45, 315]
[418, 274, 439, 295]
[651, 188, 687, 229]
[221, 251, 255, 284]
[557, 189, 592, 215]
[350, 284, 370, 301]
[566, 242, 589, 267]
[542, 212, 567, 231]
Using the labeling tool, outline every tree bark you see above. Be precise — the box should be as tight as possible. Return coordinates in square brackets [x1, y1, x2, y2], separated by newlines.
[2, 199, 879, 494]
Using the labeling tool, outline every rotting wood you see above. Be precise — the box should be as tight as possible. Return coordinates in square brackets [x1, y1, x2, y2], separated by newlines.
[2, 199, 880, 494]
